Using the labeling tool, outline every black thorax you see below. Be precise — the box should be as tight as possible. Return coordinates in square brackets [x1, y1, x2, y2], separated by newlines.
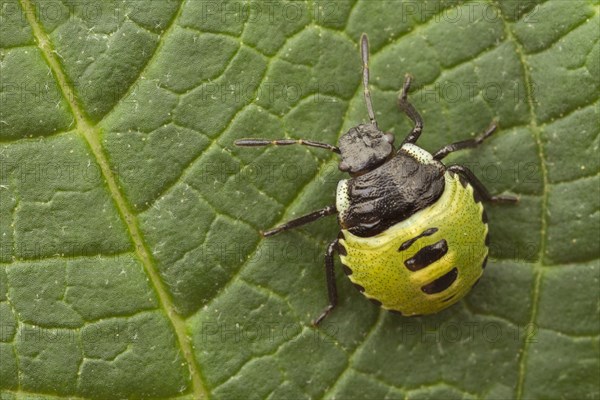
[338, 149, 445, 237]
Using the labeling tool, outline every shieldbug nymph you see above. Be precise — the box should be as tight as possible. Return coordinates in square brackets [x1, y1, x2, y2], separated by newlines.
[235, 33, 518, 326]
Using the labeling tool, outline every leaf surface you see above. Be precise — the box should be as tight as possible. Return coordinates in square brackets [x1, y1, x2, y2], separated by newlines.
[0, 0, 598, 398]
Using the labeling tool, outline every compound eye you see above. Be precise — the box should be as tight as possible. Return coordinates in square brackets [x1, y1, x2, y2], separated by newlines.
[384, 133, 395, 144]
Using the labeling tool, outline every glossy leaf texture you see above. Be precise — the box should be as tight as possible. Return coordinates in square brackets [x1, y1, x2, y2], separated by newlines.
[0, 0, 598, 399]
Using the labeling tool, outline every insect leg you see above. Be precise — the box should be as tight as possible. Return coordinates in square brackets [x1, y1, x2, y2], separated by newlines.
[235, 139, 340, 154]
[432, 121, 498, 160]
[398, 74, 424, 145]
[261, 205, 337, 237]
[447, 165, 518, 203]
[313, 238, 339, 326]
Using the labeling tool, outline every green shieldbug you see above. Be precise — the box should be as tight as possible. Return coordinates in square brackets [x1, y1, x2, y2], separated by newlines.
[235, 34, 517, 325]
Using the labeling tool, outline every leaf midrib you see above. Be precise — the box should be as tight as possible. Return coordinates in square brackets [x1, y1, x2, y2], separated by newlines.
[17, 0, 207, 398]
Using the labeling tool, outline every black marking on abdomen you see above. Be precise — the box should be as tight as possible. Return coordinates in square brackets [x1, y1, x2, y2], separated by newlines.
[456, 173, 468, 188]
[422, 267, 458, 294]
[404, 239, 448, 271]
[337, 242, 347, 256]
[342, 263, 352, 276]
[369, 298, 382, 307]
[399, 228, 439, 251]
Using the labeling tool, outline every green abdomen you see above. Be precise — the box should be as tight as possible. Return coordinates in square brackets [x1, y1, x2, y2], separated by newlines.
[339, 172, 488, 315]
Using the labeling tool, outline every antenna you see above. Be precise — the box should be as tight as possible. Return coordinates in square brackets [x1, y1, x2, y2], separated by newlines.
[361, 33, 378, 128]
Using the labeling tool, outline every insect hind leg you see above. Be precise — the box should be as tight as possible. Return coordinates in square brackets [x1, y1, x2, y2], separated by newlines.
[313, 238, 340, 326]
[447, 165, 518, 203]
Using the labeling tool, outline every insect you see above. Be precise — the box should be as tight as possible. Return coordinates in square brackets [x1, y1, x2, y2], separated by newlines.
[235, 33, 517, 326]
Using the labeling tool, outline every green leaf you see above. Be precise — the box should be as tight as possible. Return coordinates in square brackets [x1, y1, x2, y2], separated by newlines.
[1, 0, 598, 398]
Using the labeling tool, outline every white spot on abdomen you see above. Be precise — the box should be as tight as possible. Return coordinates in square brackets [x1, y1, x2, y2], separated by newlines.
[336, 179, 350, 217]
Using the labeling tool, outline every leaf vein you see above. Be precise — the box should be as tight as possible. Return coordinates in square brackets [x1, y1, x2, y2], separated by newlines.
[16, 0, 208, 397]
[101, 0, 187, 121]
[491, 3, 551, 398]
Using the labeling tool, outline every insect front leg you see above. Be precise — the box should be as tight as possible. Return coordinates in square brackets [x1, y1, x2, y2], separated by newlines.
[313, 238, 340, 326]
[261, 205, 337, 237]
